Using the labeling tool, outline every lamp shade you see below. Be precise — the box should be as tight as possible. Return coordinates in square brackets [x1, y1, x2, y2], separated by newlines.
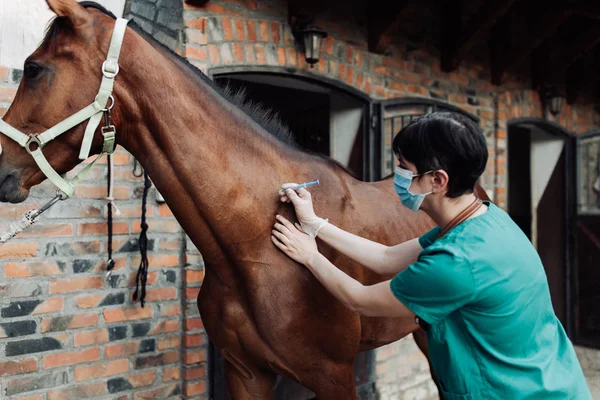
[302, 26, 327, 66]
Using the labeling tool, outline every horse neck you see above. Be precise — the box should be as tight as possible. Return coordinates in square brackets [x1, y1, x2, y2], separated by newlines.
[114, 33, 329, 262]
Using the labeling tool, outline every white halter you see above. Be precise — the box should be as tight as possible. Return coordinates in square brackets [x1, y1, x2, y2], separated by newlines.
[0, 17, 129, 198]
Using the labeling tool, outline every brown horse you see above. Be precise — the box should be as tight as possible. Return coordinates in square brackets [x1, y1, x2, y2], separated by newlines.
[0, 1, 488, 398]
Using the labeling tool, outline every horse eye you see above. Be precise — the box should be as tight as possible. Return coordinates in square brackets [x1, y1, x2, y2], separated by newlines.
[24, 62, 43, 80]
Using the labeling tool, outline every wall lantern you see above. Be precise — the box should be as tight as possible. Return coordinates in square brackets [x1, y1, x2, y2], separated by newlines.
[291, 17, 328, 68]
[541, 85, 565, 117]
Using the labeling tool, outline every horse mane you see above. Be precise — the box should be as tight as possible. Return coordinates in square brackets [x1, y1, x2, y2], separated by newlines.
[42, 1, 360, 179]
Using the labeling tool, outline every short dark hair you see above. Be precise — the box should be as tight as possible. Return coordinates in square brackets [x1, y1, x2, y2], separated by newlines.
[392, 111, 488, 198]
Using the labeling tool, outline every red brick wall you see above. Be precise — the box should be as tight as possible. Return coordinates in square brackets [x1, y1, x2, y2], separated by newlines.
[0, 66, 203, 398]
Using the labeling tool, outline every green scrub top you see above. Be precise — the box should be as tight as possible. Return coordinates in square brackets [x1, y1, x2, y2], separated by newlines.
[390, 201, 592, 399]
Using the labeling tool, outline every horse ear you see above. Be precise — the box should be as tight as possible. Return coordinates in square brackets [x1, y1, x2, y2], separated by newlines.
[45, 0, 89, 25]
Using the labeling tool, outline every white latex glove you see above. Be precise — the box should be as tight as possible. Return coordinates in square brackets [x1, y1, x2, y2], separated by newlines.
[279, 183, 328, 238]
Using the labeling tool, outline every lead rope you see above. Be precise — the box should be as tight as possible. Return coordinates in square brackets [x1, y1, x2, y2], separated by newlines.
[104, 109, 120, 278]
[132, 169, 151, 307]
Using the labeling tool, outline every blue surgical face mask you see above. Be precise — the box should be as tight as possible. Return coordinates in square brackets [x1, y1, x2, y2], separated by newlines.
[394, 166, 433, 212]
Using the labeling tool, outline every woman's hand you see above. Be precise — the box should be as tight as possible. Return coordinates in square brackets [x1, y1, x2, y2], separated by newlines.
[271, 214, 319, 266]
[279, 183, 328, 238]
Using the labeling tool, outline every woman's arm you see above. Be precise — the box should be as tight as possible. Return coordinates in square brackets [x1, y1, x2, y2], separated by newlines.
[316, 222, 423, 275]
[280, 186, 423, 275]
[271, 215, 415, 318]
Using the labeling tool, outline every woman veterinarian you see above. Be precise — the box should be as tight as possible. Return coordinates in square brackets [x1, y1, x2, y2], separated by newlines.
[271, 111, 592, 399]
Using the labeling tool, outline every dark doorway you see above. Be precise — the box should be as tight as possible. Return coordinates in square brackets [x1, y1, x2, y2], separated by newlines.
[507, 122, 568, 326]
[208, 72, 374, 400]
[216, 77, 331, 157]
[573, 131, 600, 348]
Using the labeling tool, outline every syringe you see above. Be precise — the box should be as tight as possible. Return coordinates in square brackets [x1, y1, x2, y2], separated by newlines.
[279, 179, 320, 194]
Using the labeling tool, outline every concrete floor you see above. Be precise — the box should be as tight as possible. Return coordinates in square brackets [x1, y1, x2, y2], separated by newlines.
[576, 345, 600, 399]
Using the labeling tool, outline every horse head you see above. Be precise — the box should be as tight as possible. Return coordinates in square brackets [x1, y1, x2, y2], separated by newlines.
[0, 0, 127, 203]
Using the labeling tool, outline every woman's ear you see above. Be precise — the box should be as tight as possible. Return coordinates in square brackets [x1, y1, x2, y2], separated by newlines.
[431, 170, 449, 194]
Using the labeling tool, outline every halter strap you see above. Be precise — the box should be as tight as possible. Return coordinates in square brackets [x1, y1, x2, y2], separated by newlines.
[0, 18, 129, 198]
[438, 195, 484, 238]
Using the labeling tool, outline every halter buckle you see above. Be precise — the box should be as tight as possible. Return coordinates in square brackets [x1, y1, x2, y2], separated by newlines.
[102, 126, 116, 154]
[25, 134, 43, 154]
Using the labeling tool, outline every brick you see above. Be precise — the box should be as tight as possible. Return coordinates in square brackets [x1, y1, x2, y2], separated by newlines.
[184, 348, 206, 365]
[141, 287, 177, 302]
[33, 297, 64, 314]
[16, 223, 72, 237]
[207, 44, 220, 63]
[277, 47, 286, 65]
[221, 43, 235, 64]
[135, 351, 179, 369]
[244, 43, 256, 63]
[163, 366, 180, 382]
[271, 21, 280, 43]
[50, 276, 102, 294]
[0, 321, 37, 338]
[105, 341, 141, 358]
[0, 242, 37, 258]
[185, 380, 206, 396]
[232, 42, 244, 62]
[151, 319, 179, 334]
[0, 281, 43, 298]
[133, 383, 181, 400]
[286, 48, 297, 67]
[74, 328, 109, 347]
[158, 335, 181, 350]
[41, 312, 99, 333]
[186, 17, 206, 30]
[185, 270, 205, 283]
[345, 67, 355, 85]
[43, 347, 100, 369]
[184, 333, 205, 348]
[160, 303, 181, 317]
[186, 45, 208, 61]
[186, 287, 201, 301]
[157, 204, 172, 217]
[233, 18, 245, 41]
[5, 337, 64, 356]
[109, 325, 128, 341]
[74, 359, 129, 382]
[246, 20, 258, 41]
[1, 300, 42, 317]
[222, 17, 233, 40]
[47, 382, 105, 400]
[184, 365, 206, 380]
[74, 293, 104, 308]
[45, 241, 101, 256]
[255, 44, 266, 64]
[78, 221, 128, 235]
[0, 358, 37, 377]
[6, 371, 67, 396]
[408, 84, 428, 96]
[104, 306, 153, 323]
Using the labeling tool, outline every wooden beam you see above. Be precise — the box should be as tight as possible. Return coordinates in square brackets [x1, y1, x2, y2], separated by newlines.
[441, 0, 462, 72]
[443, 0, 519, 71]
[491, 7, 569, 85]
[549, 23, 600, 83]
[367, 1, 409, 54]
